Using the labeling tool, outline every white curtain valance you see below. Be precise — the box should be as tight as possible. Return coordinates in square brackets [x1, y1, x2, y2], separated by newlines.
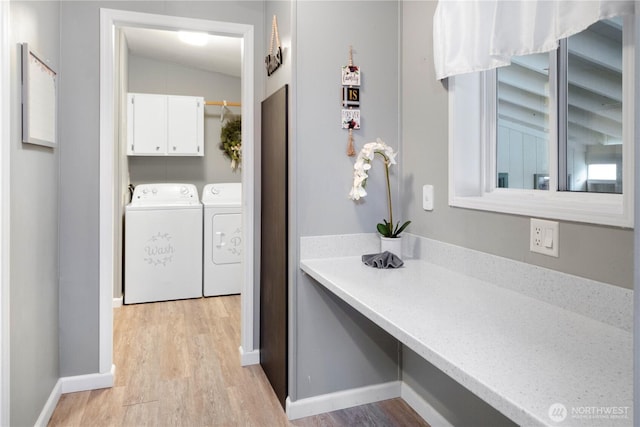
[433, 0, 635, 80]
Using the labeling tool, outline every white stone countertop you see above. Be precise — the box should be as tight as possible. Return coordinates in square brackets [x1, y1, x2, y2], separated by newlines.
[300, 256, 633, 427]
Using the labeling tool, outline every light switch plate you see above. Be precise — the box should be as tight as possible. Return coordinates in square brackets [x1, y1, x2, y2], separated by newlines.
[423, 185, 434, 211]
[530, 218, 559, 257]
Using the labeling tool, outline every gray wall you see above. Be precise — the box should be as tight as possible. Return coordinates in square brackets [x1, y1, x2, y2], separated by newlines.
[401, 1, 633, 290]
[127, 54, 242, 193]
[403, 348, 516, 427]
[58, 0, 264, 377]
[292, 1, 402, 401]
[9, 1, 60, 425]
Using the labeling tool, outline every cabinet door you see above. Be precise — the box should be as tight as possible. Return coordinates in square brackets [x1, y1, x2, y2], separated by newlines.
[167, 96, 204, 156]
[127, 93, 167, 155]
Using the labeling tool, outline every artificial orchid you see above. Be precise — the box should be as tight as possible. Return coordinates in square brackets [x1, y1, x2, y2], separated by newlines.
[349, 138, 410, 238]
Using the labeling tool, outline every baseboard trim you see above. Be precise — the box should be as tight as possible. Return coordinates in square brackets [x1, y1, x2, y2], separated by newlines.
[34, 379, 62, 427]
[36, 366, 116, 426]
[286, 380, 401, 420]
[39, 370, 448, 425]
[60, 364, 116, 394]
[112, 297, 122, 308]
[239, 346, 260, 366]
[401, 382, 453, 427]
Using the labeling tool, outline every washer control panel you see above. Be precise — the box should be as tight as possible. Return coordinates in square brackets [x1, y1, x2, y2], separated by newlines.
[131, 183, 199, 205]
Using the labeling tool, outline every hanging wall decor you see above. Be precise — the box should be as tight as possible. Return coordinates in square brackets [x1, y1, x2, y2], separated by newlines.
[220, 117, 242, 171]
[265, 15, 283, 76]
[342, 46, 360, 157]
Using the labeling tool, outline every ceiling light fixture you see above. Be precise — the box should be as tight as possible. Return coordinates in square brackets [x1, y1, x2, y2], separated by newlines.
[178, 31, 209, 47]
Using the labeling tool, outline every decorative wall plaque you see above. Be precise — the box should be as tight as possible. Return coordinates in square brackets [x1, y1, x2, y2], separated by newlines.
[342, 46, 361, 156]
[265, 15, 283, 76]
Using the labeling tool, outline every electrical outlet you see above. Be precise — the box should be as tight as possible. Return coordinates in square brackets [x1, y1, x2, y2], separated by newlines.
[530, 218, 559, 257]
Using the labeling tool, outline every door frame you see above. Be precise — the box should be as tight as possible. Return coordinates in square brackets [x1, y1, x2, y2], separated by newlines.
[99, 9, 258, 376]
[0, 1, 10, 424]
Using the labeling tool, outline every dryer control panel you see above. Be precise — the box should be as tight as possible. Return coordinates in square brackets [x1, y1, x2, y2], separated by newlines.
[202, 183, 242, 206]
[131, 183, 200, 205]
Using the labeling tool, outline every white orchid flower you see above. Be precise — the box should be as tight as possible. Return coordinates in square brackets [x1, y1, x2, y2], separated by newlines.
[348, 138, 410, 239]
[348, 138, 398, 201]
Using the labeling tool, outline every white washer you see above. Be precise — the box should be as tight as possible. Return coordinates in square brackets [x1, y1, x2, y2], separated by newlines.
[202, 183, 242, 297]
[125, 183, 203, 304]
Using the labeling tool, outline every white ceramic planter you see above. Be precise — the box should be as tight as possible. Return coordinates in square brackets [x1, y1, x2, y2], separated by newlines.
[380, 236, 402, 257]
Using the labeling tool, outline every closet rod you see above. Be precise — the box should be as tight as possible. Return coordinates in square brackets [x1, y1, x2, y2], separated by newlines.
[205, 101, 241, 107]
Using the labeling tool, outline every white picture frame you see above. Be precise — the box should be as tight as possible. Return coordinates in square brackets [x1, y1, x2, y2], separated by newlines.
[22, 43, 57, 148]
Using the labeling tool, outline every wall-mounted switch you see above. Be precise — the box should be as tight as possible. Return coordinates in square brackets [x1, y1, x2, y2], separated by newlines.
[423, 185, 434, 211]
[530, 218, 559, 257]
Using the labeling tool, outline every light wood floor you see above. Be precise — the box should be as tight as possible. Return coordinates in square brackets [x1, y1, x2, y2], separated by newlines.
[48, 296, 428, 426]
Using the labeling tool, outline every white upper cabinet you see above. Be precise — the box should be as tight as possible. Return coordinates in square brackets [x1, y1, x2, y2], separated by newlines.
[128, 93, 166, 155]
[127, 93, 204, 156]
[167, 96, 203, 155]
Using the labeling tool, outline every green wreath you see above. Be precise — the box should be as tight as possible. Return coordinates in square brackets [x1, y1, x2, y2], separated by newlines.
[220, 117, 242, 171]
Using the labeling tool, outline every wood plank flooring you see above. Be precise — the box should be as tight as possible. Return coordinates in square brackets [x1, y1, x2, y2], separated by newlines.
[48, 296, 428, 427]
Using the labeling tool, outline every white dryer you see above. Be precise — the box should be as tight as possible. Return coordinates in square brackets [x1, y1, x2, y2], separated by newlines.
[202, 183, 243, 297]
[125, 183, 203, 304]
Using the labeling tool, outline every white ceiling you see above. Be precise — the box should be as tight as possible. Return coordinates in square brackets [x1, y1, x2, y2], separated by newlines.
[121, 27, 242, 78]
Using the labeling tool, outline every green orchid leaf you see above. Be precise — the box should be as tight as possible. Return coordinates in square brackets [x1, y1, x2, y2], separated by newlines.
[394, 220, 411, 236]
[377, 223, 389, 236]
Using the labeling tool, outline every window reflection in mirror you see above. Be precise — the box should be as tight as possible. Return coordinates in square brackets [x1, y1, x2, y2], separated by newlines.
[496, 52, 550, 190]
[567, 18, 622, 194]
[496, 18, 623, 194]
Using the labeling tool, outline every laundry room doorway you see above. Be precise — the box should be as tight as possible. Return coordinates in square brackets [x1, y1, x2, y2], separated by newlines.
[99, 9, 258, 379]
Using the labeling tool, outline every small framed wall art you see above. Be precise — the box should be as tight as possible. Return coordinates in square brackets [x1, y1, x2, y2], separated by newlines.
[342, 87, 360, 108]
[21, 43, 57, 148]
[341, 109, 361, 130]
[341, 65, 360, 86]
